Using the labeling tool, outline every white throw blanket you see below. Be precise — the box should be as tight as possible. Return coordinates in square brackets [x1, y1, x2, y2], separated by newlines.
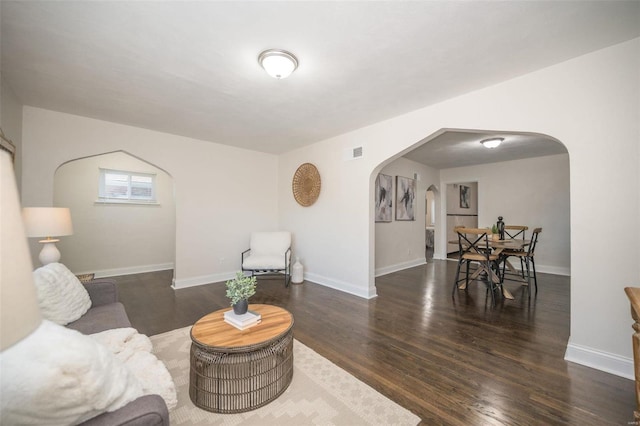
[0, 321, 143, 425]
[0, 322, 177, 425]
[90, 328, 177, 411]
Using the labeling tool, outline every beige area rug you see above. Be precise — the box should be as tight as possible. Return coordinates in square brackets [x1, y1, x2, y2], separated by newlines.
[150, 326, 420, 426]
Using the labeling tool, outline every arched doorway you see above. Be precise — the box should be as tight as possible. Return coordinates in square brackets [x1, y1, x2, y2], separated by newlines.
[425, 184, 439, 260]
[371, 129, 570, 283]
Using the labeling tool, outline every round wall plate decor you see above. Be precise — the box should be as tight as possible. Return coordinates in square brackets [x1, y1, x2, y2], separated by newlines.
[292, 163, 321, 207]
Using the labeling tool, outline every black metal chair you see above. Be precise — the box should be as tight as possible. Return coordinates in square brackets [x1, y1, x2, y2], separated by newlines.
[452, 227, 503, 305]
[501, 228, 542, 293]
[502, 225, 529, 277]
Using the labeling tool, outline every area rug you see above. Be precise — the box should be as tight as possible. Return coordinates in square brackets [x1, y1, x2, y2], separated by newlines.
[150, 326, 420, 425]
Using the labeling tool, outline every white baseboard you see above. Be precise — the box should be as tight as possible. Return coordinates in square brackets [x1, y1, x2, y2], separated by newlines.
[79, 262, 174, 279]
[375, 258, 427, 277]
[303, 272, 377, 299]
[171, 270, 377, 299]
[437, 257, 570, 277]
[564, 341, 634, 380]
[172, 271, 235, 289]
[506, 262, 570, 276]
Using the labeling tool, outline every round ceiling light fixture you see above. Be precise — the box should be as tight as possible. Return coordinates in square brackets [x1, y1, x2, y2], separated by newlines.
[258, 49, 298, 79]
[480, 137, 504, 149]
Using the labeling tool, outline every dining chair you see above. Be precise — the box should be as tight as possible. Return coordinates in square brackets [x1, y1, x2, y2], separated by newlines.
[502, 225, 529, 277]
[501, 228, 542, 293]
[452, 227, 503, 305]
[504, 225, 528, 240]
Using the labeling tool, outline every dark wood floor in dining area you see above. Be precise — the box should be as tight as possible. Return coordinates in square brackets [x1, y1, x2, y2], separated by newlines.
[114, 260, 635, 425]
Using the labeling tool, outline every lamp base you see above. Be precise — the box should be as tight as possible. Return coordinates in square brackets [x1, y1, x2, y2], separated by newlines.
[38, 239, 61, 265]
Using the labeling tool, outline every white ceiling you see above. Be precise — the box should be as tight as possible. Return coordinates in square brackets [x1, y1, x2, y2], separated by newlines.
[404, 131, 568, 169]
[2, 1, 639, 161]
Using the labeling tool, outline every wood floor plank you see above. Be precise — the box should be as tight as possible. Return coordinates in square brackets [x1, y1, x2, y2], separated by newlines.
[114, 260, 635, 425]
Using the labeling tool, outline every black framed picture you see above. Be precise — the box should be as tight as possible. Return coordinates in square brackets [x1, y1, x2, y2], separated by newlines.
[460, 185, 470, 209]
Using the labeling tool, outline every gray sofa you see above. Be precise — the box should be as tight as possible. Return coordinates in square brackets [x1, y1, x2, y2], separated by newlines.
[68, 278, 169, 426]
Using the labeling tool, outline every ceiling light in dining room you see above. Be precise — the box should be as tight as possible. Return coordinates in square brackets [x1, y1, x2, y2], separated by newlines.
[480, 137, 504, 149]
[258, 49, 298, 79]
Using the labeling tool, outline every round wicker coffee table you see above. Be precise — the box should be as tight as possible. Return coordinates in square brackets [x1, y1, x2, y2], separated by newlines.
[189, 304, 294, 413]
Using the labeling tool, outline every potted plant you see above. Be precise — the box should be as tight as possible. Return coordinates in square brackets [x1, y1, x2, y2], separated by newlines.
[491, 224, 500, 241]
[226, 271, 257, 315]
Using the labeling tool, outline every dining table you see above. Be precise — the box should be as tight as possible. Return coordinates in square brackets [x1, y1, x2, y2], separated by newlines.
[450, 237, 530, 300]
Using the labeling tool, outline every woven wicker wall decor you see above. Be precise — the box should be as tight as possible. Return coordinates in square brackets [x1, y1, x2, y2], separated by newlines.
[292, 163, 321, 207]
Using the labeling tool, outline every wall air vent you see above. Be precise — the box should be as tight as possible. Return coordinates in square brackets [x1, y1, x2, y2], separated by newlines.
[344, 146, 364, 161]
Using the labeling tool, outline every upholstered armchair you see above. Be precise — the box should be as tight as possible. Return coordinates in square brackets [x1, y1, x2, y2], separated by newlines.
[241, 232, 292, 287]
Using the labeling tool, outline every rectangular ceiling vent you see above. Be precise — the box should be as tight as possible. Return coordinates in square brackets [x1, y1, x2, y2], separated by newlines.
[344, 146, 364, 161]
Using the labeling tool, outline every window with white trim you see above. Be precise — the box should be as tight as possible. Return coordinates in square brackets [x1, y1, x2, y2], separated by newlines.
[98, 169, 156, 203]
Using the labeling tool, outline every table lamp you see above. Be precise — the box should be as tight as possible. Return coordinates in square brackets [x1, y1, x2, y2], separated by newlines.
[1, 149, 42, 351]
[22, 207, 74, 265]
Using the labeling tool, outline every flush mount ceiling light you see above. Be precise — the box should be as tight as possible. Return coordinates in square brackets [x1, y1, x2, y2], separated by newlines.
[480, 137, 504, 149]
[258, 49, 298, 79]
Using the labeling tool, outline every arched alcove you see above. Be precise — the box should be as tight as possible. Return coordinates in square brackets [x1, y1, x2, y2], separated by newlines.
[53, 150, 176, 279]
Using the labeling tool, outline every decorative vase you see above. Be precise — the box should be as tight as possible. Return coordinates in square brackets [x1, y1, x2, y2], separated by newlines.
[233, 299, 249, 315]
[291, 257, 304, 284]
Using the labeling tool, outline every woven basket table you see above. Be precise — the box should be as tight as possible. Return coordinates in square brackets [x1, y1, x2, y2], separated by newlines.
[189, 304, 294, 413]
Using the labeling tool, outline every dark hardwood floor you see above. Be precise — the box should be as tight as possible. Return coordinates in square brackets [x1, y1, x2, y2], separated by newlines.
[114, 260, 635, 425]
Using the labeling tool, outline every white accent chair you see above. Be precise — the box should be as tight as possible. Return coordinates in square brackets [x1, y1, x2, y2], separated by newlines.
[241, 232, 292, 287]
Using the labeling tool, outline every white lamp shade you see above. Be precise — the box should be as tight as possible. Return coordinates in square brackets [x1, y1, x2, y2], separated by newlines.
[22, 207, 73, 238]
[259, 49, 298, 79]
[1, 150, 42, 351]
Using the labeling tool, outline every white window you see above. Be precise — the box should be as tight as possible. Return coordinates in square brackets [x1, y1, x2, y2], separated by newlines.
[98, 169, 156, 203]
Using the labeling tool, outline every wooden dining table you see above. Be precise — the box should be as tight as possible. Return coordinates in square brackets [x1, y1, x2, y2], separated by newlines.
[450, 237, 529, 300]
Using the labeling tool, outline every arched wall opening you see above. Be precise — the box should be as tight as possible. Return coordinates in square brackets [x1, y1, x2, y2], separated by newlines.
[370, 128, 570, 288]
[425, 184, 439, 259]
[53, 150, 176, 279]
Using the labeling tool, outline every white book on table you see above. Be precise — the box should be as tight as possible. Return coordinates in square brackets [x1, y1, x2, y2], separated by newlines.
[224, 310, 262, 327]
[224, 318, 261, 330]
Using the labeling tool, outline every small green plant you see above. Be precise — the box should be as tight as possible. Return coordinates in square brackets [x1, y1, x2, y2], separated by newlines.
[225, 272, 257, 306]
[491, 224, 499, 234]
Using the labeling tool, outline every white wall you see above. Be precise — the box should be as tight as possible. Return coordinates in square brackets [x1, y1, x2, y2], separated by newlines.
[21, 107, 279, 287]
[440, 154, 570, 275]
[1, 76, 23, 191]
[374, 157, 439, 276]
[278, 39, 639, 377]
[53, 151, 175, 276]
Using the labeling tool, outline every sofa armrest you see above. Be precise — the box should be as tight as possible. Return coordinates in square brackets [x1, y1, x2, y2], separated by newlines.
[83, 278, 119, 307]
[79, 395, 169, 426]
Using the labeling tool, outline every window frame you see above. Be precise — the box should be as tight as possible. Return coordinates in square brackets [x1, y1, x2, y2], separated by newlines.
[97, 168, 158, 205]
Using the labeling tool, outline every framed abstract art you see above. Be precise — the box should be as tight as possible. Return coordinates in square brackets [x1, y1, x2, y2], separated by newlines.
[395, 176, 416, 221]
[375, 173, 393, 222]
